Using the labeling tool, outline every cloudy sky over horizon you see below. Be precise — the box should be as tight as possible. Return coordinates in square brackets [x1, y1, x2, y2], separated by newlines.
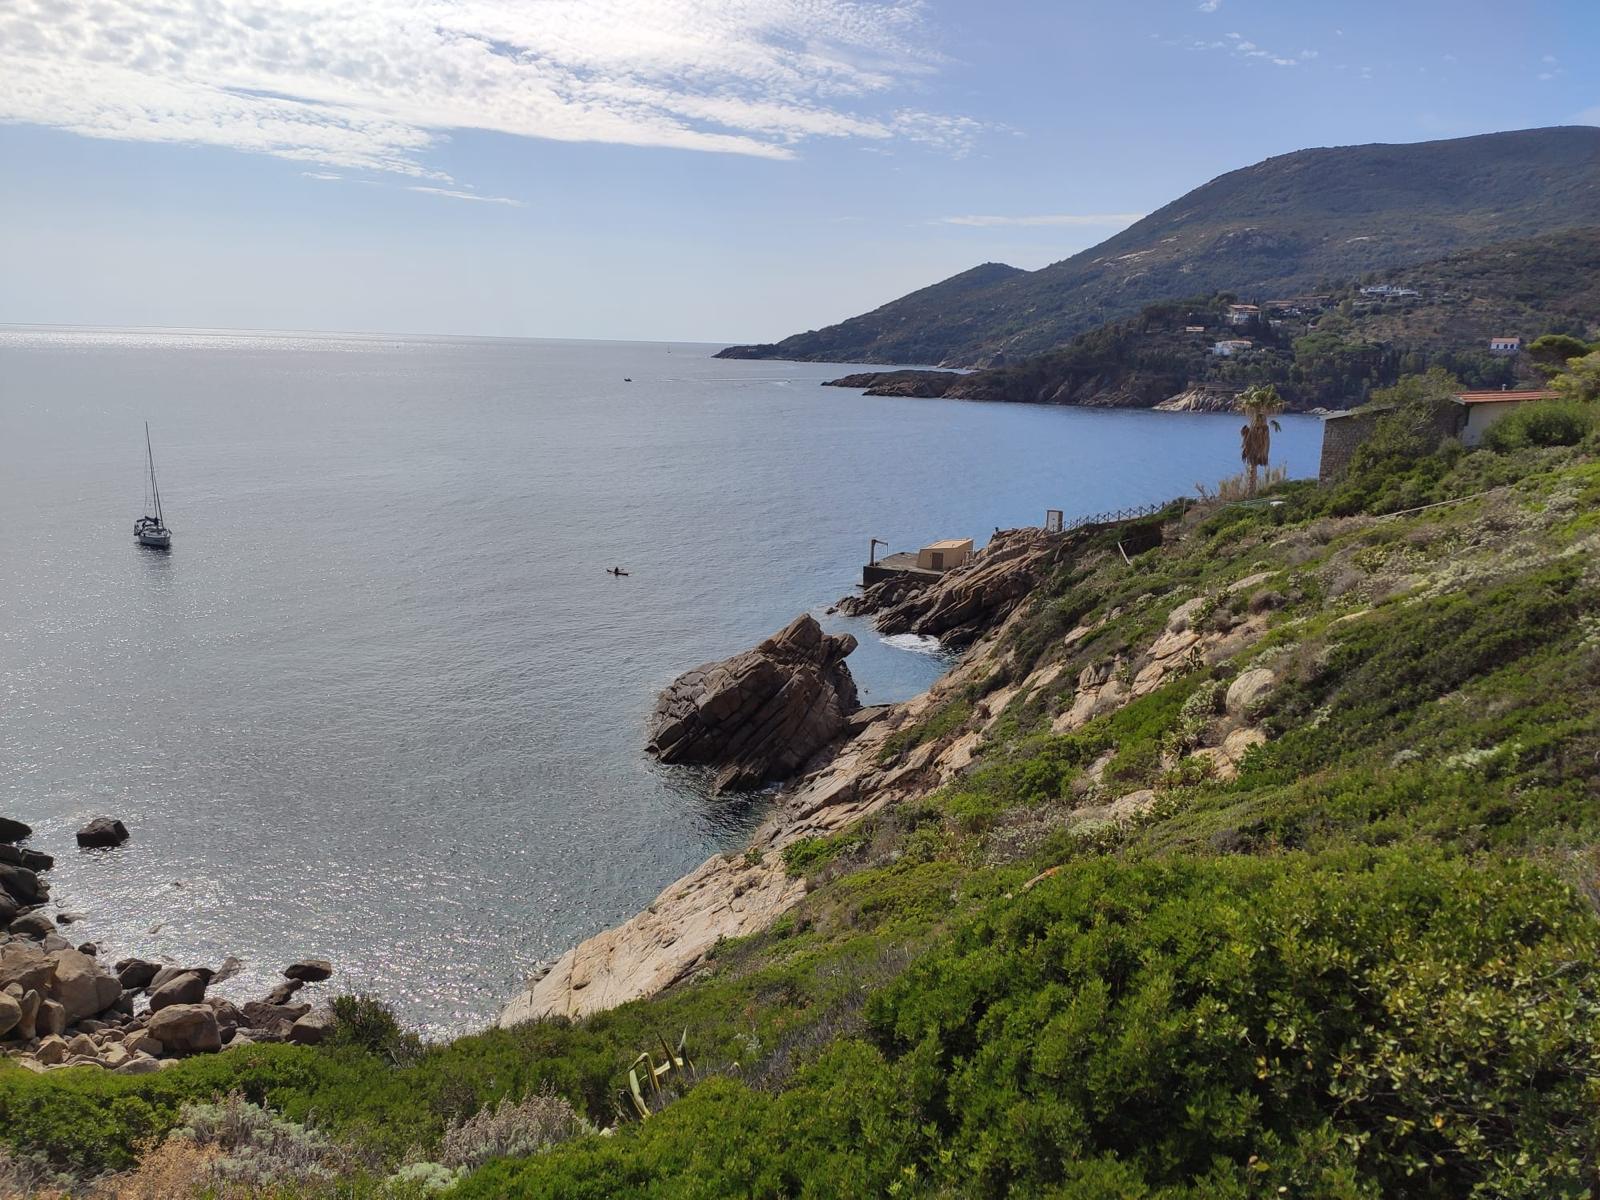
[2, 0, 1595, 341]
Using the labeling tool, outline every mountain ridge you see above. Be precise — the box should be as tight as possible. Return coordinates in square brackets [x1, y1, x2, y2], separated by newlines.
[820, 225, 1600, 411]
[718, 126, 1600, 367]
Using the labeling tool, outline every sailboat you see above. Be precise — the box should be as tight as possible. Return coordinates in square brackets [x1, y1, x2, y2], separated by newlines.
[133, 423, 172, 549]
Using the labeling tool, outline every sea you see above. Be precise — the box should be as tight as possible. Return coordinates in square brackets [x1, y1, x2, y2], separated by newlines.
[0, 328, 1322, 1035]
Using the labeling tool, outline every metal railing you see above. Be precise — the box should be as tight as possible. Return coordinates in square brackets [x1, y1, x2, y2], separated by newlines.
[1057, 499, 1179, 535]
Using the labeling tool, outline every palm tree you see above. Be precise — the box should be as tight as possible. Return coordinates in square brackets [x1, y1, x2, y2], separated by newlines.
[1238, 384, 1284, 497]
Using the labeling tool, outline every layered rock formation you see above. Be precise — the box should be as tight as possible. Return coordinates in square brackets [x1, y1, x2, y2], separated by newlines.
[502, 612, 1012, 1027]
[502, 509, 1280, 1029]
[835, 527, 1079, 646]
[646, 614, 860, 793]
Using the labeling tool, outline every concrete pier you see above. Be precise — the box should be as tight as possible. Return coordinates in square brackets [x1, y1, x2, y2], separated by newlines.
[863, 552, 941, 588]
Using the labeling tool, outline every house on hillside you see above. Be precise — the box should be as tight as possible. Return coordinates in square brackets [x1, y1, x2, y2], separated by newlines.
[1212, 339, 1253, 357]
[1185, 324, 1207, 334]
[1319, 388, 1559, 479]
[1225, 304, 1259, 326]
[1488, 336, 1523, 356]
[1454, 389, 1556, 445]
[1359, 284, 1420, 298]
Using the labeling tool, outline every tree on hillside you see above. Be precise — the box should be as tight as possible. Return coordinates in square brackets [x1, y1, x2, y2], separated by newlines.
[1551, 352, 1600, 405]
[1528, 334, 1596, 377]
[1238, 384, 1285, 497]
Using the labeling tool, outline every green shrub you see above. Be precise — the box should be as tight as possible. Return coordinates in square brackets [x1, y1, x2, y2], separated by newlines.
[1482, 399, 1596, 451]
[781, 828, 867, 876]
[868, 851, 1600, 1199]
[329, 994, 424, 1066]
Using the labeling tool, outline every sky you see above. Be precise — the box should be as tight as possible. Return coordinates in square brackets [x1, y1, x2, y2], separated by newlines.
[1, 0, 1596, 343]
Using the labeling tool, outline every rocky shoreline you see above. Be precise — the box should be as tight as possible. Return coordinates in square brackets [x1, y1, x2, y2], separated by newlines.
[0, 818, 339, 1073]
[500, 529, 1070, 1025]
[500, 512, 1285, 1027]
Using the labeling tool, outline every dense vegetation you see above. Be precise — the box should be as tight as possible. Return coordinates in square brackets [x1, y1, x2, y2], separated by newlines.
[8, 396, 1600, 1196]
[826, 227, 1600, 411]
[720, 126, 1600, 367]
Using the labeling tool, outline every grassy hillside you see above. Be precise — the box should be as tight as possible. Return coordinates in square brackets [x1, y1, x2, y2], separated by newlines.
[7, 393, 1600, 1197]
[830, 227, 1600, 411]
[719, 126, 1600, 367]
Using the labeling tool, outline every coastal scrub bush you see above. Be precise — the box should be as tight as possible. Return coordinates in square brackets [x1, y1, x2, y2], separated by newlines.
[780, 827, 867, 877]
[1482, 399, 1596, 451]
[329, 994, 423, 1067]
[438, 1086, 593, 1170]
[1256, 557, 1590, 780]
[168, 1090, 353, 1190]
[868, 850, 1600, 1199]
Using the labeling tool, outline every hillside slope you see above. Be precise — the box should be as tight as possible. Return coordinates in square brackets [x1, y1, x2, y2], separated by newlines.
[8, 413, 1600, 1198]
[719, 126, 1600, 367]
[827, 226, 1600, 411]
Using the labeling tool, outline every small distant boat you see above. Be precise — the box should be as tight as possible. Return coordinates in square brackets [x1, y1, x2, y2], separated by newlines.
[623, 377, 633, 383]
[133, 423, 172, 549]
[607, 567, 630, 577]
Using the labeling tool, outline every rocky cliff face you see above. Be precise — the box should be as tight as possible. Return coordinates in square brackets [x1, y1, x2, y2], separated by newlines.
[647, 614, 861, 793]
[500, 614, 1010, 1028]
[835, 527, 1078, 646]
[500, 509, 1280, 1029]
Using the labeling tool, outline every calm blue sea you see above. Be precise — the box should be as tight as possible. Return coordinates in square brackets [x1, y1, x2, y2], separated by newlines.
[0, 328, 1322, 1034]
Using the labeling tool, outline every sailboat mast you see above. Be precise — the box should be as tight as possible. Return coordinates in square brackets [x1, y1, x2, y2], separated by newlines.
[145, 422, 163, 524]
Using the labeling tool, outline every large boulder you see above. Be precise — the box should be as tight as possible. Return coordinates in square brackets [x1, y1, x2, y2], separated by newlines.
[241, 999, 310, 1027]
[9, 911, 55, 939]
[0, 942, 54, 995]
[288, 1006, 336, 1045]
[149, 965, 215, 992]
[1225, 668, 1278, 718]
[265, 979, 304, 1005]
[75, 818, 129, 849]
[0, 845, 52, 872]
[0, 990, 20, 1040]
[283, 958, 332, 983]
[147, 971, 207, 1012]
[4, 986, 41, 1041]
[37, 998, 66, 1037]
[147, 1004, 221, 1055]
[115, 958, 162, 990]
[33, 1035, 67, 1065]
[0, 818, 30, 844]
[0, 864, 47, 907]
[646, 614, 860, 793]
[48, 949, 123, 1022]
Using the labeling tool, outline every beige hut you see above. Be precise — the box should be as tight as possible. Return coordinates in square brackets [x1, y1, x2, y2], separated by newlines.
[917, 538, 974, 572]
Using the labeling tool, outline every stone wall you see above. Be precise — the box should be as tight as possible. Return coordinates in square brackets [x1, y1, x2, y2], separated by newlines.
[1318, 401, 1464, 482]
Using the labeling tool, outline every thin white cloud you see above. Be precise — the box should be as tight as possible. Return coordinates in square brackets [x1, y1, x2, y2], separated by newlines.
[0, 0, 974, 179]
[1197, 0, 1221, 12]
[301, 171, 341, 181]
[1202, 29, 1305, 68]
[407, 186, 522, 207]
[937, 213, 1144, 228]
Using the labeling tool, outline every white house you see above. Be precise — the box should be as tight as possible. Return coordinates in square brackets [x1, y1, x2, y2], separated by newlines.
[1488, 336, 1522, 356]
[1212, 339, 1253, 358]
[1225, 304, 1259, 326]
[1359, 284, 1420, 298]
[1453, 389, 1556, 446]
